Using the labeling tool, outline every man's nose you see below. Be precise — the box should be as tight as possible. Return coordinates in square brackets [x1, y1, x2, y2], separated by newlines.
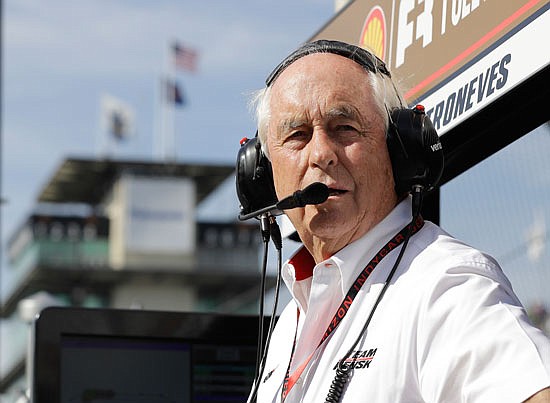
[309, 130, 337, 170]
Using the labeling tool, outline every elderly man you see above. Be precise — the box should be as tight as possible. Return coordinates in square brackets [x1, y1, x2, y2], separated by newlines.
[246, 40, 550, 402]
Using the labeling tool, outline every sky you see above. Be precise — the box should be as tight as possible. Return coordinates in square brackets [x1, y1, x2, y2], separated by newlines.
[1, 1, 335, 241]
[1, 0, 549, 312]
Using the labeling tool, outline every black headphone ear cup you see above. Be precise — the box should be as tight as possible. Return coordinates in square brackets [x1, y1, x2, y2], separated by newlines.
[236, 136, 278, 217]
[386, 106, 444, 196]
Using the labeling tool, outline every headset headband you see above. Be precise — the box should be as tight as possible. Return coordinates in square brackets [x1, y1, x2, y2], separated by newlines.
[265, 39, 391, 87]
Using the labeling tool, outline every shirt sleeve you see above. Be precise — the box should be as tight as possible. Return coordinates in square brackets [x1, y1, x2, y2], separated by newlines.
[416, 256, 550, 403]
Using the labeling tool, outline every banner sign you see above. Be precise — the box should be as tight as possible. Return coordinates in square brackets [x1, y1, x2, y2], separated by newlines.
[311, 0, 549, 135]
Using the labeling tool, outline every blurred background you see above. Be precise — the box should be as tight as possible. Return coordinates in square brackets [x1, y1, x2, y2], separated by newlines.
[1, 0, 548, 401]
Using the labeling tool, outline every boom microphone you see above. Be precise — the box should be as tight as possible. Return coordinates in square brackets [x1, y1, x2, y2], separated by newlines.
[238, 182, 329, 221]
[276, 182, 329, 210]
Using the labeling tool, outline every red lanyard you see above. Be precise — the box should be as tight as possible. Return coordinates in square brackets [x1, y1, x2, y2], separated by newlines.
[281, 216, 424, 400]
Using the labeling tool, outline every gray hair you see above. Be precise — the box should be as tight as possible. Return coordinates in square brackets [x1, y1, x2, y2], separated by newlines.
[250, 61, 405, 160]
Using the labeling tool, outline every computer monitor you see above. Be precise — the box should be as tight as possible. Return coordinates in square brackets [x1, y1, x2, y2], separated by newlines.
[33, 307, 266, 403]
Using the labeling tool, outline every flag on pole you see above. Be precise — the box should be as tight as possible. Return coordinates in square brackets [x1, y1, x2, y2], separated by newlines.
[172, 41, 198, 72]
[100, 94, 135, 141]
[164, 79, 185, 106]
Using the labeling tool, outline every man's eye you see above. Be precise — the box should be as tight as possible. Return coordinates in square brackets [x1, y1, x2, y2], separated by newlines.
[335, 125, 358, 132]
[287, 130, 308, 140]
[280, 130, 310, 149]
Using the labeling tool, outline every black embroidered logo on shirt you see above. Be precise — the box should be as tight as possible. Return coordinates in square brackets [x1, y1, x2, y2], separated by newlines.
[333, 348, 377, 370]
[263, 367, 276, 383]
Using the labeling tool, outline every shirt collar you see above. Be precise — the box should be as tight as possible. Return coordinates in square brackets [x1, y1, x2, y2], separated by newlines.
[282, 196, 413, 301]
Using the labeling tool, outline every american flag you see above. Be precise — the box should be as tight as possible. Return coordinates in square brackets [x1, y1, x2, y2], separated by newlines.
[172, 42, 198, 72]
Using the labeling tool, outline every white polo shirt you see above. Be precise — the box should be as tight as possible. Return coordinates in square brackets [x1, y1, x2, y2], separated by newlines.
[255, 197, 550, 402]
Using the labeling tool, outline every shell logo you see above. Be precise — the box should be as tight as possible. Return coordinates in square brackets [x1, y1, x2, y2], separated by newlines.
[359, 6, 386, 60]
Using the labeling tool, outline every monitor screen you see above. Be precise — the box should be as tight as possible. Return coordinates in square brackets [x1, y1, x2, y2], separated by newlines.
[33, 307, 264, 403]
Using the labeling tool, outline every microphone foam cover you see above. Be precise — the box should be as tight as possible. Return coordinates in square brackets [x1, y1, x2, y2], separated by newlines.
[300, 182, 329, 206]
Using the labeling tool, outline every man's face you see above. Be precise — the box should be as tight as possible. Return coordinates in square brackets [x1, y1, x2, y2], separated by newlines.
[266, 53, 398, 258]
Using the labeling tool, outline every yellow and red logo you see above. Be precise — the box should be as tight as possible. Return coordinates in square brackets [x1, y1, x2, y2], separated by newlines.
[359, 6, 386, 60]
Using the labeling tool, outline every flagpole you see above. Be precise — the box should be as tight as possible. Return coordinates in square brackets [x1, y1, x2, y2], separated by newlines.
[166, 41, 177, 162]
[168, 69, 176, 162]
[170, 42, 178, 162]
[155, 42, 169, 162]
[96, 94, 106, 158]
[160, 44, 169, 162]
[153, 72, 163, 161]
[99, 93, 113, 158]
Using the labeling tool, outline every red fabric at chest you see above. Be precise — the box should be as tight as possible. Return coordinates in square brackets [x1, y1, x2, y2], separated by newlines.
[289, 247, 316, 281]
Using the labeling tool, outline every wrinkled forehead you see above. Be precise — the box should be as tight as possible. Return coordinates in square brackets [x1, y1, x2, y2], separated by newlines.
[266, 39, 390, 87]
[268, 53, 377, 112]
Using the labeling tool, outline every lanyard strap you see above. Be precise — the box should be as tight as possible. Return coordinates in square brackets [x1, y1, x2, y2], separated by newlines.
[281, 216, 424, 400]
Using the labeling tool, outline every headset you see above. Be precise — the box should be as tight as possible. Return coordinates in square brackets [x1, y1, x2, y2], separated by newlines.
[236, 40, 444, 219]
[236, 135, 279, 219]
